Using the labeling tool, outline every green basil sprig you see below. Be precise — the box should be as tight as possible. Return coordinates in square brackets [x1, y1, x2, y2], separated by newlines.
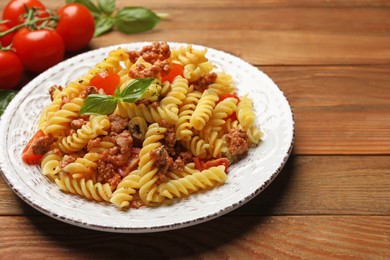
[80, 77, 154, 115]
[66, 0, 165, 37]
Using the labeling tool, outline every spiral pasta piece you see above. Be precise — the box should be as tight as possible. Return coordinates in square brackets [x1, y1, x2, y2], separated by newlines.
[160, 76, 189, 115]
[44, 97, 84, 137]
[110, 172, 141, 208]
[170, 45, 208, 66]
[116, 102, 178, 125]
[176, 90, 202, 141]
[182, 135, 210, 158]
[41, 150, 62, 180]
[158, 165, 227, 199]
[62, 152, 101, 179]
[58, 115, 110, 153]
[207, 131, 227, 158]
[247, 125, 263, 146]
[190, 90, 219, 130]
[208, 72, 236, 96]
[183, 61, 214, 82]
[55, 172, 113, 202]
[87, 137, 115, 153]
[137, 123, 166, 205]
[237, 95, 255, 130]
[201, 97, 238, 141]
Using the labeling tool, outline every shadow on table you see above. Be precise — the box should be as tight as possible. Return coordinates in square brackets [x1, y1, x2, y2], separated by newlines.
[24, 156, 296, 259]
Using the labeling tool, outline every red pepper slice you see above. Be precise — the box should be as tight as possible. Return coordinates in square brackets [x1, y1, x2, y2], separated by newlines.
[203, 158, 229, 172]
[193, 157, 203, 171]
[219, 92, 240, 103]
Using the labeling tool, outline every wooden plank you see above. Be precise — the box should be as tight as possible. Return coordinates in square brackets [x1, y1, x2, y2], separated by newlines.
[89, 29, 390, 66]
[156, 8, 390, 33]
[119, 0, 390, 9]
[1, 4, 389, 66]
[1, 156, 389, 216]
[0, 215, 388, 259]
[3, 0, 390, 11]
[236, 155, 390, 215]
[261, 65, 390, 154]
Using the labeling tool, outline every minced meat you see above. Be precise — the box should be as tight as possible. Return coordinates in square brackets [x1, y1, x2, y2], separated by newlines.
[108, 114, 129, 133]
[225, 128, 249, 156]
[127, 41, 171, 64]
[192, 72, 217, 92]
[31, 135, 57, 155]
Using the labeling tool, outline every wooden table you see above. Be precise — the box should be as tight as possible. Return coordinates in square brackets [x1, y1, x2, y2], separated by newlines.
[1, 0, 389, 258]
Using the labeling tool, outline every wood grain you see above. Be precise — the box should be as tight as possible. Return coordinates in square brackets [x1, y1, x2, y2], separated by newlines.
[120, 0, 390, 9]
[261, 65, 390, 154]
[1, 2, 387, 66]
[88, 29, 390, 66]
[1, 156, 389, 216]
[0, 215, 388, 259]
[3, 0, 390, 10]
[0, 0, 389, 258]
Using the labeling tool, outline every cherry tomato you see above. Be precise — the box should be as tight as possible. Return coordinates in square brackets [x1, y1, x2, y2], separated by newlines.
[161, 63, 184, 83]
[56, 3, 95, 52]
[2, 0, 47, 28]
[0, 24, 14, 47]
[22, 129, 46, 165]
[89, 71, 120, 95]
[203, 158, 229, 172]
[13, 27, 65, 73]
[0, 50, 23, 89]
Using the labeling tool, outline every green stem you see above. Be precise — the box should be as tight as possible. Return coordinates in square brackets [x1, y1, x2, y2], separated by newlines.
[0, 16, 59, 38]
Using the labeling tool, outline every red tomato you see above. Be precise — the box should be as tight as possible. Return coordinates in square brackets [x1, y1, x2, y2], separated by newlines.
[56, 3, 95, 52]
[203, 158, 229, 172]
[0, 50, 23, 89]
[13, 27, 65, 73]
[22, 129, 46, 164]
[89, 71, 120, 95]
[161, 63, 184, 83]
[0, 24, 14, 47]
[2, 0, 47, 28]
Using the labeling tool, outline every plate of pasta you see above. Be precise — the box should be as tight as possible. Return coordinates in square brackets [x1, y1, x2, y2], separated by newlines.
[0, 42, 294, 233]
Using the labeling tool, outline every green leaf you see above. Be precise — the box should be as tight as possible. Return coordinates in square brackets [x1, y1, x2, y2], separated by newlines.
[70, 0, 101, 18]
[114, 85, 121, 97]
[79, 94, 118, 115]
[98, 0, 116, 16]
[114, 7, 161, 34]
[0, 90, 17, 116]
[94, 16, 115, 37]
[119, 78, 155, 102]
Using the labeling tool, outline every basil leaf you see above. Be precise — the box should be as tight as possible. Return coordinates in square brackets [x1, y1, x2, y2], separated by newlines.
[0, 90, 17, 116]
[119, 78, 154, 102]
[114, 7, 161, 34]
[114, 85, 121, 97]
[98, 0, 116, 16]
[71, 0, 101, 18]
[79, 94, 118, 115]
[94, 16, 115, 37]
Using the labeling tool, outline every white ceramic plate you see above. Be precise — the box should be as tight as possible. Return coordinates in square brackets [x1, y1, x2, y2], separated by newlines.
[0, 42, 294, 233]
